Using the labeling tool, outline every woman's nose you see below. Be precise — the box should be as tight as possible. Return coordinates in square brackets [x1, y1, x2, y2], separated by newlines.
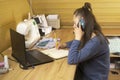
[73, 24, 75, 27]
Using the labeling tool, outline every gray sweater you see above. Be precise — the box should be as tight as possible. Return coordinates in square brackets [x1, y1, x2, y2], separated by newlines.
[66, 36, 110, 80]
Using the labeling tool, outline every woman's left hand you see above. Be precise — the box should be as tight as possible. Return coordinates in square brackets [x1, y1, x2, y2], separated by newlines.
[73, 24, 84, 40]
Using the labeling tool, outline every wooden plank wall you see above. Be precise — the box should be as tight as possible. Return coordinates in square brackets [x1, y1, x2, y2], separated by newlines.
[31, 0, 120, 28]
[0, 0, 30, 52]
[0, 0, 30, 26]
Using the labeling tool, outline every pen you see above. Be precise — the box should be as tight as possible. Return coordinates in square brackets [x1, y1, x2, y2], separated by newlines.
[54, 31, 59, 48]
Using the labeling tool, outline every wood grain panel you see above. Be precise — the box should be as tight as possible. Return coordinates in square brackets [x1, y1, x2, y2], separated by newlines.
[0, 0, 30, 25]
[0, 0, 30, 52]
[31, 0, 120, 28]
[0, 28, 120, 80]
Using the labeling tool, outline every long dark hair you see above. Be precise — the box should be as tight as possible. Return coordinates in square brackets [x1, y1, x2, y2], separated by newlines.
[73, 2, 108, 49]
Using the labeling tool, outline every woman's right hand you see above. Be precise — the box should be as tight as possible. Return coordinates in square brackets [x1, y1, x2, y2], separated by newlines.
[56, 43, 67, 49]
[73, 24, 84, 40]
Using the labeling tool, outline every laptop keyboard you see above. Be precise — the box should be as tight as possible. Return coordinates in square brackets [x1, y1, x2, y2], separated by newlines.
[26, 50, 53, 63]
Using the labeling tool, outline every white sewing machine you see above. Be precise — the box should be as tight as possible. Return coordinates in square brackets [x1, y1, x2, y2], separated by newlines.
[16, 19, 40, 48]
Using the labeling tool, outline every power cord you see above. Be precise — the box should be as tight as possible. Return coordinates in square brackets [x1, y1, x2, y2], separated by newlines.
[0, 53, 17, 63]
[19, 64, 35, 70]
[110, 70, 119, 75]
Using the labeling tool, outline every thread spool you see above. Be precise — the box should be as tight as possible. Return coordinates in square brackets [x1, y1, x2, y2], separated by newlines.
[4, 55, 9, 69]
[0, 62, 4, 67]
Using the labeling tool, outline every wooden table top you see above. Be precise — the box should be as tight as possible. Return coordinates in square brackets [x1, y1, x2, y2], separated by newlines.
[0, 28, 120, 80]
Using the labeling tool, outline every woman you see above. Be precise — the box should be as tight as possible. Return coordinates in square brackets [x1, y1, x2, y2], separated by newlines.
[58, 2, 110, 80]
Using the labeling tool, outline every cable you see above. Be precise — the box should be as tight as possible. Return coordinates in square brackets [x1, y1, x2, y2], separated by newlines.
[27, 0, 34, 15]
[19, 64, 34, 70]
[0, 53, 17, 63]
[110, 70, 119, 75]
[0, 53, 4, 57]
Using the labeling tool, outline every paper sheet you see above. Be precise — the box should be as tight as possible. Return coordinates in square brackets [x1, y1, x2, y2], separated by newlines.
[41, 48, 68, 59]
[108, 37, 120, 53]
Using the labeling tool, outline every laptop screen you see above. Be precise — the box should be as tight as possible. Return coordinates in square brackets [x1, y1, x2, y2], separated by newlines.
[10, 29, 27, 66]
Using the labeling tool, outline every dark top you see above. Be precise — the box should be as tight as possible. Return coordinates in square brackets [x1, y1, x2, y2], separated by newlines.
[66, 36, 110, 80]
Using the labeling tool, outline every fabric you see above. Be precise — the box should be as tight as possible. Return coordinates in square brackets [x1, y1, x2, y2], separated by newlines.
[66, 36, 110, 80]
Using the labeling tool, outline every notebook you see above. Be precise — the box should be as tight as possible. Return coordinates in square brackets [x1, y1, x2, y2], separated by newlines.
[10, 29, 54, 69]
[41, 48, 68, 59]
[107, 36, 120, 53]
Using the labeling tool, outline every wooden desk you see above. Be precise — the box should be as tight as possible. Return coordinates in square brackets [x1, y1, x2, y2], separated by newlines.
[0, 29, 75, 80]
[102, 28, 120, 36]
[0, 28, 120, 80]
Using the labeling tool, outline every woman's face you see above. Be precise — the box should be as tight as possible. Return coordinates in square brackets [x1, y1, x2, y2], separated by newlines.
[73, 15, 80, 28]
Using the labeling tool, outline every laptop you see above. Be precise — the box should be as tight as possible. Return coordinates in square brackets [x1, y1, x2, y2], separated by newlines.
[10, 29, 54, 69]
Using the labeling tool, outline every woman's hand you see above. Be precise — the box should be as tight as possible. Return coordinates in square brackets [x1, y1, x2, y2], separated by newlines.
[73, 24, 84, 40]
[56, 43, 67, 49]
